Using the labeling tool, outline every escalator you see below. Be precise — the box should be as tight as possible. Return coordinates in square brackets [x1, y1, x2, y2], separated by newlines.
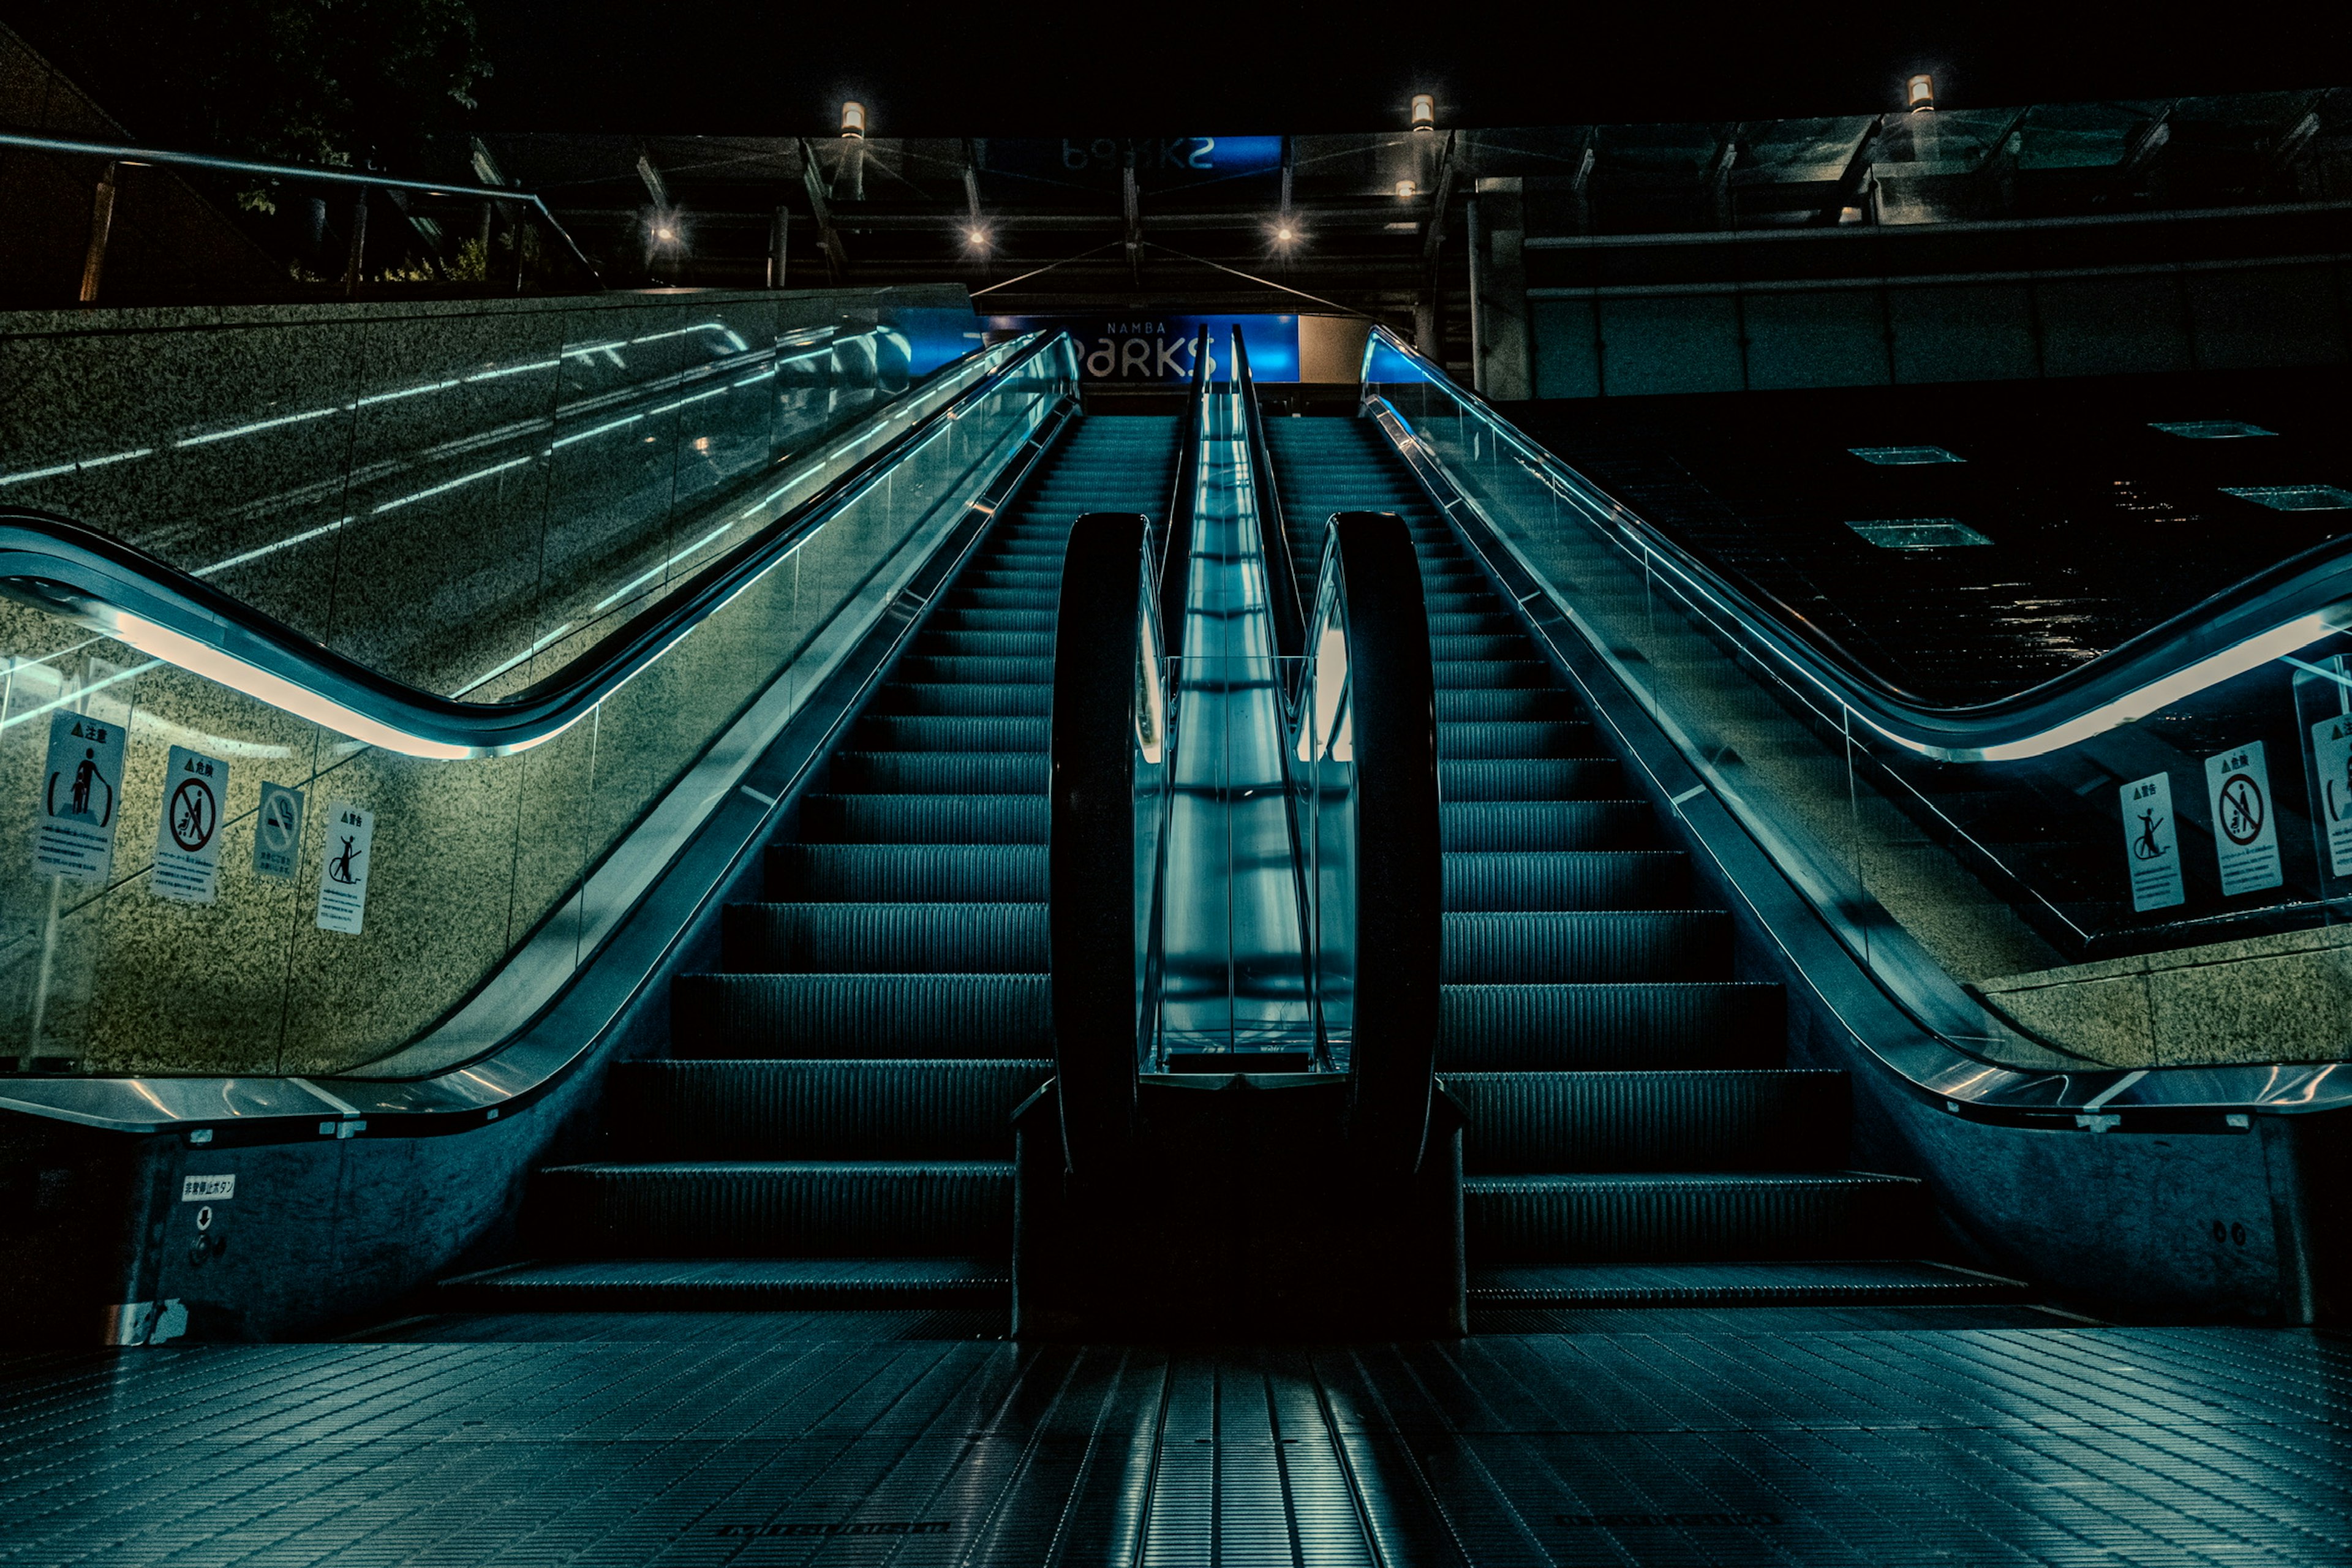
[453, 416, 1182, 1311]
[1264, 417, 2019, 1311]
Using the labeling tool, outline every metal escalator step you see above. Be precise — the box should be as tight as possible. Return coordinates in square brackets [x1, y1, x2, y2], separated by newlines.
[1468, 1259, 2029, 1308]
[1446, 851, 1689, 911]
[867, 682, 1052, 717]
[1433, 660, 1555, 690]
[940, 589, 1060, 612]
[1442, 911, 1730, 982]
[1441, 758, 1623, 800]
[796, 794, 1047, 844]
[926, 608, 1057, 633]
[1429, 635, 1532, 661]
[1438, 982, 1784, 1069]
[1447, 1069, 1849, 1172]
[824, 752, 1048, 795]
[607, 1058, 1052, 1160]
[1443, 801, 1658, 851]
[767, 843, 1047, 902]
[1465, 1171, 1928, 1264]
[891, 656, 1055, 685]
[536, 1161, 1014, 1257]
[672, 973, 1049, 1057]
[1436, 688, 1581, 722]
[847, 717, 1047, 753]
[1428, 612, 1522, 636]
[910, 631, 1056, 658]
[442, 1257, 1008, 1310]
[723, 902, 1047, 973]
[1438, 720, 1600, 760]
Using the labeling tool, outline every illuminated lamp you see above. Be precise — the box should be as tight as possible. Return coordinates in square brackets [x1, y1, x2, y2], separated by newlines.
[840, 100, 868, 137]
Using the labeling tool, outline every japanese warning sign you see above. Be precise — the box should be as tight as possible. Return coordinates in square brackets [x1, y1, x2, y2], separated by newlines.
[314, 801, 375, 935]
[34, 710, 125, 884]
[150, 746, 227, 903]
[2205, 742, 2283, 897]
[252, 784, 304, 881]
[2310, 715, 2352, 877]
[2120, 772, 2184, 913]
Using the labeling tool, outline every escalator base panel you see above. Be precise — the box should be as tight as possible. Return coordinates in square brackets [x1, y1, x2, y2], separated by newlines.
[443, 1257, 1008, 1310]
[1469, 1259, 2029, 1307]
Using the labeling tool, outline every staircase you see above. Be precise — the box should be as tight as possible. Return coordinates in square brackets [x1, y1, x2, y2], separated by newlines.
[453, 415, 1182, 1313]
[1264, 416, 2021, 1313]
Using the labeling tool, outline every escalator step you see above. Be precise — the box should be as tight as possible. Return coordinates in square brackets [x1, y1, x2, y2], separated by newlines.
[673, 973, 1049, 1057]
[1464, 1171, 1927, 1264]
[910, 631, 1056, 658]
[1441, 758, 1623, 800]
[1468, 1260, 2029, 1308]
[1442, 911, 1730, 982]
[1438, 721, 1602, 760]
[1447, 1069, 1849, 1172]
[767, 843, 1047, 902]
[867, 682, 1053, 717]
[537, 1161, 1014, 1256]
[443, 1257, 1008, 1311]
[825, 752, 1048, 794]
[1433, 660, 1556, 690]
[1438, 982, 1783, 1069]
[1430, 635, 1534, 662]
[926, 608, 1057, 633]
[1443, 802, 1658, 851]
[606, 1058, 1051, 1159]
[1445, 851, 1689, 911]
[891, 656, 1054, 685]
[848, 716, 1048, 753]
[723, 902, 1047, 973]
[1436, 688, 1581, 722]
[796, 794, 1047, 845]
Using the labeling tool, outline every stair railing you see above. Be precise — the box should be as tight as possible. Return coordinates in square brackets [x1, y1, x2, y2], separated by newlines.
[1288, 511, 1444, 1172]
[1232, 327, 1305, 666]
[1048, 513, 1174, 1173]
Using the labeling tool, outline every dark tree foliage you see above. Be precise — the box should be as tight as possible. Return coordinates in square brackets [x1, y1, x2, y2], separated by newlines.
[4, 0, 488, 175]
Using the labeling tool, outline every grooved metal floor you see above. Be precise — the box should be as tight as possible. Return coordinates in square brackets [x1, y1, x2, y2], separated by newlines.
[4, 1319, 2346, 1565]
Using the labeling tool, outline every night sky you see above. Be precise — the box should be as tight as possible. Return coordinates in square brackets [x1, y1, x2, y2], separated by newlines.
[476, 1, 2352, 135]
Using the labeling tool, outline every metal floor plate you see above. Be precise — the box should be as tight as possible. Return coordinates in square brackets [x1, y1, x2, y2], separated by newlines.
[3, 1322, 2346, 1565]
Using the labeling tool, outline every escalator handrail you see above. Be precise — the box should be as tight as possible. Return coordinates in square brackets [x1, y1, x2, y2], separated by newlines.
[0, 129, 603, 284]
[0, 330, 1068, 760]
[1049, 511, 1166, 1172]
[1233, 329, 1306, 663]
[1362, 323, 2352, 765]
[1298, 511, 1442, 1172]
[1157, 327, 1212, 659]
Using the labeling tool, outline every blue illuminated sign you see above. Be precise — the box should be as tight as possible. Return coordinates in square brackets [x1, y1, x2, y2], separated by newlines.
[980, 137, 1284, 189]
[986, 315, 1302, 382]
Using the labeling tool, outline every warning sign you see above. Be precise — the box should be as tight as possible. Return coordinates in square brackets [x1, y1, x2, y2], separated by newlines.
[2205, 742, 2283, 897]
[252, 784, 304, 881]
[2120, 772, 2184, 913]
[314, 801, 375, 935]
[2310, 716, 2352, 877]
[151, 746, 227, 904]
[33, 710, 126, 884]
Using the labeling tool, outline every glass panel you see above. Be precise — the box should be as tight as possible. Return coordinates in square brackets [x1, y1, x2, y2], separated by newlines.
[0, 333, 1077, 1076]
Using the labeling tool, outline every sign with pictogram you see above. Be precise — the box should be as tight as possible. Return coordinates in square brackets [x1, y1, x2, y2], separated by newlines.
[2120, 772, 2184, 913]
[2205, 742, 2283, 897]
[313, 801, 375, 935]
[34, 709, 126, 884]
[2310, 716, 2352, 877]
[150, 746, 227, 904]
[252, 784, 304, 881]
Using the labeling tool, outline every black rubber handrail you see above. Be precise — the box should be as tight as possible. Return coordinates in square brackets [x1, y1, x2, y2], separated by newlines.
[0, 129, 602, 282]
[1363, 325, 2352, 764]
[1157, 327, 1212, 659]
[1049, 511, 1167, 1175]
[1302, 511, 1442, 1173]
[0, 331, 1068, 759]
[1234, 328, 1305, 662]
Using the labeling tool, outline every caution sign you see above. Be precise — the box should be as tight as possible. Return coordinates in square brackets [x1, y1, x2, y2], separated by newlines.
[34, 710, 126, 884]
[2120, 772, 2184, 913]
[2204, 742, 2283, 897]
[314, 800, 375, 935]
[252, 784, 304, 881]
[2310, 716, 2352, 877]
[150, 746, 228, 904]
